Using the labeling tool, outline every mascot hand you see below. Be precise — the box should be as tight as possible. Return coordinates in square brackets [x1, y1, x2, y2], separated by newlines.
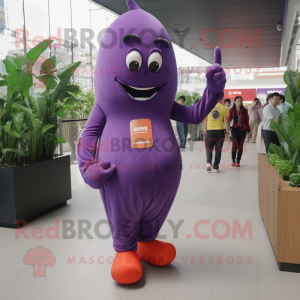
[205, 46, 227, 93]
[84, 160, 116, 189]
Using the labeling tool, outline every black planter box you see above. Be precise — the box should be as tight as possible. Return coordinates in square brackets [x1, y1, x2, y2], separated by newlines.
[0, 155, 71, 228]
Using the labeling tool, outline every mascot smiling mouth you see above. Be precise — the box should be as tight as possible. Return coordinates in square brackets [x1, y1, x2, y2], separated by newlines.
[116, 78, 165, 101]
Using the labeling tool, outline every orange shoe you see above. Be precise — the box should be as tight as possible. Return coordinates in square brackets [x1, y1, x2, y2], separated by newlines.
[111, 251, 142, 284]
[137, 240, 176, 266]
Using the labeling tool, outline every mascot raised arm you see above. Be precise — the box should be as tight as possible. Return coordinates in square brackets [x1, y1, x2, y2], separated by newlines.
[77, 0, 226, 284]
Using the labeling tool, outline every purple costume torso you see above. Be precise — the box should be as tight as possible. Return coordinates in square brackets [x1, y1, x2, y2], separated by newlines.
[77, 1, 226, 252]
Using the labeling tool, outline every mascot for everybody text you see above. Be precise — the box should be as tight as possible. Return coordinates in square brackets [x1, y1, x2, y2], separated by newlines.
[77, 0, 226, 284]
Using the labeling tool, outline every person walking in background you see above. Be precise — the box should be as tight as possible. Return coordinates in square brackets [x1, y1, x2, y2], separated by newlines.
[264, 94, 270, 107]
[247, 98, 262, 143]
[224, 98, 231, 110]
[176, 96, 188, 148]
[262, 92, 281, 153]
[278, 94, 286, 113]
[228, 96, 251, 167]
[261, 94, 271, 140]
[224, 98, 232, 141]
[204, 96, 230, 173]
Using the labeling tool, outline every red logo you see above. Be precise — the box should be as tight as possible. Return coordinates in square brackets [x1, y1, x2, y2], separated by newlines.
[23, 246, 56, 277]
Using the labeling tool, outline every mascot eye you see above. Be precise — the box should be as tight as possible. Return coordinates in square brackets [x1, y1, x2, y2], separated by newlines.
[148, 52, 162, 72]
[126, 51, 142, 72]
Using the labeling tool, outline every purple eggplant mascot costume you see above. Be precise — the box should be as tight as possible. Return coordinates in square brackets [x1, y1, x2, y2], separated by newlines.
[77, 0, 226, 284]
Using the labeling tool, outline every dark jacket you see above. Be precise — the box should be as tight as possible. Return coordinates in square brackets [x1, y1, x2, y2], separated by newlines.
[228, 107, 251, 132]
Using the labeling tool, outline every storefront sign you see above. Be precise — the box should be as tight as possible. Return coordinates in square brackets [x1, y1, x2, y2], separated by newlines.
[224, 89, 257, 102]
[256, 88, 286, 104]
[256, 88, 286, 95]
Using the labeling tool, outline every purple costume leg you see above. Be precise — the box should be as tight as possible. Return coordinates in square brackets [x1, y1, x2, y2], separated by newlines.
[99, 175, 179, 252]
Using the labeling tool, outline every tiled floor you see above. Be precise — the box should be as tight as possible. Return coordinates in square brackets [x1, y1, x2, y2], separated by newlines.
[1, 132, 300, 300]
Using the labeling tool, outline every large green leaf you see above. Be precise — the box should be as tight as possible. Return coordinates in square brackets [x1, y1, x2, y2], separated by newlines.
[284, 86, 296, 109]
[287, 104, 300, 135]
[47, 75, 59, 90]
[26, 39, 53, 65]
[10, 112, 24, 133]
[0, 139, 4, 153]
[12, 102, 33, 115]
[270, 120, 290, 144]
[42, 124, 54, 134]
[51, 62, 81, 104]
[17, 101, 43, 129]
[0, 91, 7, 107]
[1, 148, 26, 156]
[29, 116, 42, 130]
[293, 122, 300, 152]
[12, 92, 20, 102]
[270, 120, 293, 158]
[0, 98, 6, 108]
[268, 144, 286, 159]
[278, 109, 288, 134]
[295, 97, 300, 114]
[287, 100, 300, 136]
[22, 129, 33, 142]
[6, 71, 29, 96]
[58, 91, 72, 101]
[23, 75, 34, 98]
[62, 85, 80, 94]
[28, 94, 47, 119]
[56, 104, 73, 118]
[283, 70, 296, 86]
[295, 93, 300, 106]
[24, 97, 31, 109]
[57, 136, 66, 143]
[58, 85, 81, 101]
[3, 54, 29, 75]
[296, 60, 300, 91]
[65, 97, 82, 105]
[57, 62, 81, 80]
[292, 150, 299, 164]
[3, 121, 11, 133]
[49, 115, 58, 127]
[49, 56, 57, 68]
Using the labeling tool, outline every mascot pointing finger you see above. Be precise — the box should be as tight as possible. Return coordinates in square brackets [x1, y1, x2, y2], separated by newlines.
[77, 0, 226, 284]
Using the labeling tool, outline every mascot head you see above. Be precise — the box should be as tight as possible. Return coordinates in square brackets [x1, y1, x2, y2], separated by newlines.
[94, 0, 177, 111]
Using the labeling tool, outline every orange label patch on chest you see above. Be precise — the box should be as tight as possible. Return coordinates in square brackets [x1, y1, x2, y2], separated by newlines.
[130, 119, 153, 149]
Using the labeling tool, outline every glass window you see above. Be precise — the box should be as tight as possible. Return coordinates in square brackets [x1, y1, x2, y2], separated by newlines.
[24, 0, 49, 50]
[90, 2, 111, 51]
[48, 0, 72, 72]
[71, 0, 93, 89]
[1, 0, 25, 58]
[49, 0, 71, 49]
[71, 0, 90, 48]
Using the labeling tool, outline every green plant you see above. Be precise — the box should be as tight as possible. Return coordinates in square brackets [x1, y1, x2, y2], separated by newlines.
[269, 62, 300, 170]
[289, 173, 300, 187]
[274, 159, 298, 178]
[64, 87, 95, 120]
[175, 90, 201, 106]
[62, 88, 95, 154]
[0, 39, 81, 164]
[267, 153, 280, 167]
[80, 89, 95, 118]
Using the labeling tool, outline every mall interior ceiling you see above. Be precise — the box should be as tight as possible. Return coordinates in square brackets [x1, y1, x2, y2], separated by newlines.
[93, 0, 287, 68]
